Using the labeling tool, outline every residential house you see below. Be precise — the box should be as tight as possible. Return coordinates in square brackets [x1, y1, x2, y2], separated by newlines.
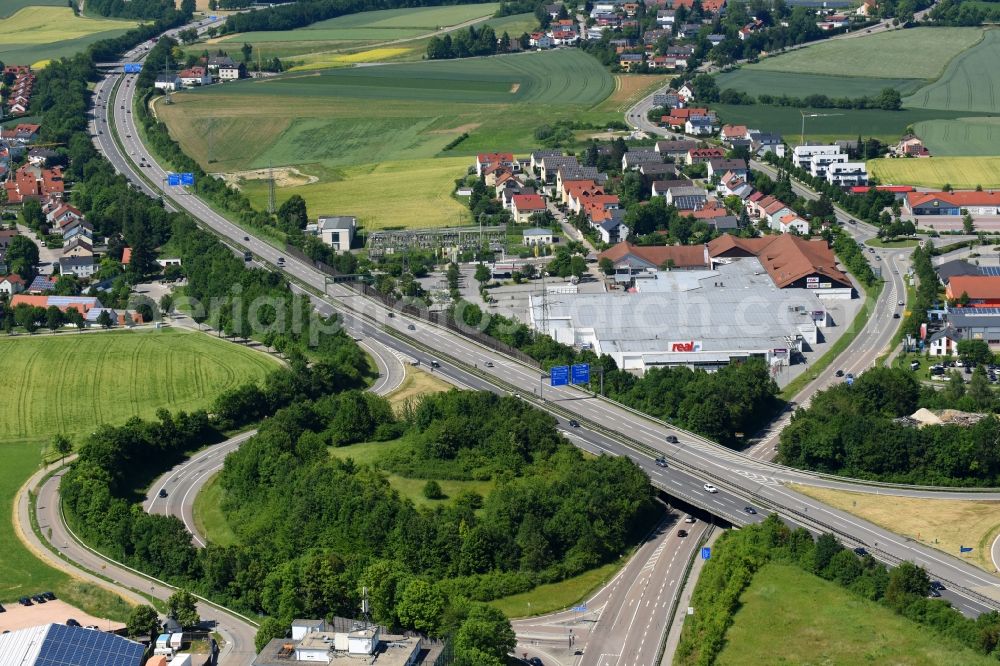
[652, 89, 681, 108]
[777, 213, 809, 234]
[707, 158, 748, 179]
[643, 29, 672, 46]
[738, 19, 764, 40]
[27, 148, 59, 167]
[59, 255, 96, 278]
[749, 130, 785, 158]
[663, 107, 712, 130]
[905, 191, 1000, 217]
[619, 53, 644, 71]
[656, 9, 676, 26]
[218, 63, 246, 80]
[762, 199, 798, 231]
[720, 124, 750, 145]
[623, 2, 640, 15]
[539, 155, 578, 183]
[928, 327, 959, 357]
[826, 162, 868, 187]
[684, 115, 717, 136]
[655, 139, 698, 160]
[651, 179, 694, 197]
[530, 150, 563, 173]
[46, 204, 84, 231]
[501, 185, 534, 210]
[523, 227, 557, 246]
[563, 179, 603, 208]
[934, 259, 980, 285]
[0, 275, 25, 296]
[648, 56, 681, 69]
[675, 23, 701, 38]
[621, 149, 662, 170]
[63, 237, 93, 260]
[664, 185, 708, 210]
[27, 275, 57, 294]
[718, 171, 753, 198]
[0, 229, 18, 250]
[483, 164, 514, 187]
[580, 194, 621, 221]
[61, 219, 93, 243]
[596, 210, 630, 244]
[315, 216, 356, 250]
[556, 165, 604, 195]
[792, 144, 843, 172]
[530, 32, 554, 48]
[686, 147, 725, 165]
[707, 33, 726, 46]
[705, 215, 740, 232]
[178, 66, 211, 86]
[3, 164, 64, 204]
[856, 0, 877, 16]
[476, 152, 516, 177]
[817, 13, 850, 29]
[639, 162, 677, 178]
[154, 74, 181, 91]
[511, 194, 547, 223]
[893, 135, 930, 157]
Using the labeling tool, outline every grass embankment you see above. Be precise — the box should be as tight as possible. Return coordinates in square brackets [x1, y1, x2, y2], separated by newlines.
[489, 561, 621, 618]
[385, 364, 455, 411]
[716, 562, 997, 665]
[192, 474, 238, 548]
[865, 237, 920, 248]
[791, 483, 1000, 573]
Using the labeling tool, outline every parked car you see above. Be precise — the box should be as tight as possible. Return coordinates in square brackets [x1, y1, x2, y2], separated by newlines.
[66, 619, 81, 627]
[43, 592, 55, 601]
[19, 597, 31, 606]
[655, 457, 668, 468]
[703, 483, 718, 494]
[845, 373, 854, 381]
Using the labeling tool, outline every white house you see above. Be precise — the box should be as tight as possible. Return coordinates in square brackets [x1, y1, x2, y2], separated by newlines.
[154, 74, 180, 91]
[178, 66, 211, 87]
[0, 274, 25, 296]
[59, 255, 95, 278]
[685, 116, 715, 136]
[316, 215, 356, 251]
[523, 227, 556, 246]
[776, 213, 809, 234]
[793, 144, 842, 172]
[218, 63, 245, 80]
[678, 84, 696, 101]
[826, 162, 868, 187]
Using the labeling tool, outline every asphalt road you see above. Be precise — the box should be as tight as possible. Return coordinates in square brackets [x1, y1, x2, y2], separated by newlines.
[513, 512, 707, 666]
[81, 25, 1000, 631]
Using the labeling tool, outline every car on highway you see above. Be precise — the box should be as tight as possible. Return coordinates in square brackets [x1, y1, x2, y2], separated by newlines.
[684, 515, 696, 523]
[677, 529, 688, 537]
[158, 489, 168, 498]
[484, 360, 494, 367]
[568, 419, 580, 428]
[845, 373, 854, 381]
[743, 506, 756, 514]
[893, 313, 900, 319]
[703, 483, 718, 493]
[665, 435, 679, 443]
[835, 369, 844, 377]
[898, 301, 904, 306]
[853, 546, 868, 556]
[276, 257, 285, 265]
[243, 236, 249, 241]
[655, 457, 668, 467]
[430, 360, 441, 368]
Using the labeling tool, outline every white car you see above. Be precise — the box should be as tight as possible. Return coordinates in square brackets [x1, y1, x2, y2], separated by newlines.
[703, 483, 718, 494]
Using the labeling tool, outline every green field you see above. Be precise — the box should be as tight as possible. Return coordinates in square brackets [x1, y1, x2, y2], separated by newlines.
[750, 27, 985, 80]
[489, 560, 622, 618]
[713, 103, 982, 145]
[869, 156, 1000, 189]
[0, 329, 279, 443]
[161, 49, 614, 228]
[905, 29, 1000, 113]
[0, 0, 64, 17]
[193, 473, 239, 547]
[914, 117, 1000, 156]
[716, 69, 924, 98]
[0, 7, 137, 67]
[716, 563, 997, 665]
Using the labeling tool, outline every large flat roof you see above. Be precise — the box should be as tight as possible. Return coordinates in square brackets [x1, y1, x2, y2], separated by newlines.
[530, 258, 824, 355]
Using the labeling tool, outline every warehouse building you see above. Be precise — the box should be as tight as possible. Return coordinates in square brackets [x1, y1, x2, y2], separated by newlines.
[529, 256, 829, 373]
[0, 624, 145, 666]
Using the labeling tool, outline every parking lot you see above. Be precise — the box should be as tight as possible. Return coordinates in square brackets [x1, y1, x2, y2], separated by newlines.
[0, 598, 126, 633]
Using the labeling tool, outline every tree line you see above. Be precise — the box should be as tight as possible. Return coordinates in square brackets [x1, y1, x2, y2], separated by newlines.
[87, 0, 191, 20]
[62, 387, 656, 665]
[717, 85, 903, 111]
[426, 26, 516, 59]
[677, 514, 1000, 665]
[780, 366, 1000, 485]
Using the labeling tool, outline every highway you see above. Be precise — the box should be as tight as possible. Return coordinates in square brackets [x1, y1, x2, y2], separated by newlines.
[95, 31, 1000, 616]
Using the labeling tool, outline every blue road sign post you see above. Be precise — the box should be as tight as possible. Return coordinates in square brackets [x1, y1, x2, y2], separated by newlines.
[572, 605, 587, 613]
[550, 365, 569, 387]
[180, 172, 195, 186]
[571, 363, 590, 385]
[701, 547, 711, 560]
[167, 173, 181, 186]
[123, 63, 142, 73]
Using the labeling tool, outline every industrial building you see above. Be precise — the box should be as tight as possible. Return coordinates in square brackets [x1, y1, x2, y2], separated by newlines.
[529, 256, 831, 373]
[253, 618, 437, 666]
[0, 623, 145, 666]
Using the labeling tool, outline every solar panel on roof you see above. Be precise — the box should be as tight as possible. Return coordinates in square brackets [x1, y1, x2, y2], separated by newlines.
[979, 266, 1000, 277]
[35, 624, 144, 666]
